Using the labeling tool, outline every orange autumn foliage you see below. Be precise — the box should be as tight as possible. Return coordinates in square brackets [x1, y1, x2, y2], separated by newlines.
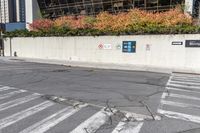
[30, 6, 192, 33]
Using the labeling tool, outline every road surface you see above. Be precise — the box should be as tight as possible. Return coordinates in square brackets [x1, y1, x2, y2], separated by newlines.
[0, 58, 199, 133]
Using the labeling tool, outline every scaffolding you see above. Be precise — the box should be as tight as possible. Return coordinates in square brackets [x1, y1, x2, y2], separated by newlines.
[38, 0, 185, 18]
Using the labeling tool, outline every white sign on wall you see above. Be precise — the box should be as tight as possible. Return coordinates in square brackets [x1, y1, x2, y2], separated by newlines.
[98, 44, 112, 50]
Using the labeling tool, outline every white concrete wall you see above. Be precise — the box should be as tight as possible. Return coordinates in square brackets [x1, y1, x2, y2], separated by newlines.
[4, 34, 200, 71]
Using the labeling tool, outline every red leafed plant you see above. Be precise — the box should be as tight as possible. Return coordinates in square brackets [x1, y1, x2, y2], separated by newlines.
[29, 6, 193, 33]
[29, 19, 54, 31]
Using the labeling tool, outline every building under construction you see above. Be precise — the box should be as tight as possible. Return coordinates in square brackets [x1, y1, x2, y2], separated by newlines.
[37, 0, 185, 18]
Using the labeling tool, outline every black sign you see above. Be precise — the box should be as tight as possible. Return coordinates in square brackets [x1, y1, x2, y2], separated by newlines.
[122, 41, 136, 53]
[186, 40, 200, 47]
[172, 41, 183, 45]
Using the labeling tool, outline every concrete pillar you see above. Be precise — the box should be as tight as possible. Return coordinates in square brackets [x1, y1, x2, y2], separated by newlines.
[25, 0, 33, 29]
[16, 0, 20, 22]
[25, 0, 41, 29]
[185, 0, 194, 14]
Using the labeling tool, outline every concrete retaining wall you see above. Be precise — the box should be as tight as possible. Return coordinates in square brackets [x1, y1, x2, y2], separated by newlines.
[4, 34, 200, 72]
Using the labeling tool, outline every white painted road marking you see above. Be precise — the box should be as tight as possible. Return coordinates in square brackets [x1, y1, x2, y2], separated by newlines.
[70, 109, 113, 133]
[158, 73, 200, 124]
[161, 100, 200, 109]
[158, 109, 200, 124]
[167, 87, 200, 94]
[0, 90, 27, 100]
[167, 83, 200, 90]
[112, 122, 143, 133]
[0, 101, 54, 129]
[172, 76, 200, 80]
[170, 80, 200, 86]
[171, 78, 200, 83]
[163, 92, 200, 101]
[112, 112, 144, 133]
[172, 73, 200, 78]
[19, 104, 88, 133]
[0, 86, 15, 92]
[0, 93, 40, 111]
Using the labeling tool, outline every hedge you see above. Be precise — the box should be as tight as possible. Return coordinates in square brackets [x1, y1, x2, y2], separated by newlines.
[4, 6, 200, 37]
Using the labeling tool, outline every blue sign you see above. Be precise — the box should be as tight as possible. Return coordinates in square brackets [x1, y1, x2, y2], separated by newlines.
[122, 41, 136, 53]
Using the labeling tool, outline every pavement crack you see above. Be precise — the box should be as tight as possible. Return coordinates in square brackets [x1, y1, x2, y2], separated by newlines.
[84, 128, 90, 133]
[26, 75, 49, 85]
[139, 101, 156, 120]
[41, 95, 85, 108]
[104, 100, 115, 113]
[145, 90, 163, 98]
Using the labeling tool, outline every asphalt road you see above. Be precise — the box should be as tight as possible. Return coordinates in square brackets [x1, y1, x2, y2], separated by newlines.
[0, 58, 199, 133]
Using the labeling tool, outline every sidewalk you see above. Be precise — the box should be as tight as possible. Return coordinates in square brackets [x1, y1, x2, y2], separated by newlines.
[1, 56, 200, 74]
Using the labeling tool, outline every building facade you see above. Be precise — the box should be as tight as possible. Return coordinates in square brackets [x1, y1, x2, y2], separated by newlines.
[0, 0, 25, 31]
[37, 0, 186, 18]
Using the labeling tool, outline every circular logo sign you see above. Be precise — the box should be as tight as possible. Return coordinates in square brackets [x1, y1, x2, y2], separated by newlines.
[98, 44, 103, 49]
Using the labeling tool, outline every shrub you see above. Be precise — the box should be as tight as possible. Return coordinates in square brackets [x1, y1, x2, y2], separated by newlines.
[5, 6, 197, 37]
[29, 19, 54, 31]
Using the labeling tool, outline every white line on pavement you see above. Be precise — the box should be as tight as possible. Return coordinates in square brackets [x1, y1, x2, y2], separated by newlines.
[70, 109, 114, 133]
[112, 112, 144, 133]
[170, 81, 200, 86]
[19, 104, 88, 133]
[171, 78, 200, 83]
[0, 101, 54, 129]
[172, 76, 200, 80]
[162, 92, 200, 101]
[112, 121, 143, 133]
[0, 90, 27, 100]
[172, 73, 200, 78]
[0, 93, 41, 111]
[0, 86, 15, 92]
[167, 83, 200, 90]
[161, 100, 200, 109]
[167, 87, 200, 94]
[158, 109, 200, 124]
[161, 92, 169, 99]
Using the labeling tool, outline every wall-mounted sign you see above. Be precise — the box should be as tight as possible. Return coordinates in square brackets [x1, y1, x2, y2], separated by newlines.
[116, 44, 121, 50]
[122, 41, 136, 53]
[186, 40, 200, 47]
[172, 41, 183, 45]
[98, 44, 103, 49]
[103, 44, 112, 50]
[98, 44, 112, 50]
[146, 44, 151, 51]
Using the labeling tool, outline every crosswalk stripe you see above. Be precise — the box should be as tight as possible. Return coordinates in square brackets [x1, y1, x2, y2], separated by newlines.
[0, 93, 41, 112]
[19, 104, 88, 133]
[171, 78, 200, 83]
[0, 101, 54, 129]
[170, 81, 200, 86]
[172, 73, 200, 78]
[0, 86, 15, 92]
[112, 112, 144, 133]
[112, 121, 143, 133]
[0, 90, 27, 100]
[161, 100, 200, 109]
[70, 109, 114, 133]
[167, 87, 200, 94]
[158, 109, 200, 124]
[167, 83, 200, 90]
[161, 92, 169, 99]
[164, 92, 200, 101]
[172, 76, 200, 80]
